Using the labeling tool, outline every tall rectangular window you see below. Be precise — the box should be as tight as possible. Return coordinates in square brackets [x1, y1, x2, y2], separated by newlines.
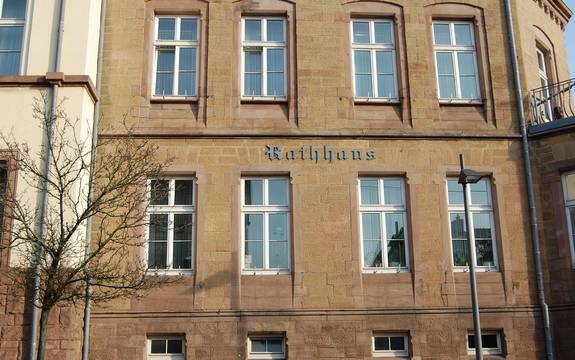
[0, 0, 27, 75]
[536, 47, 553, 121]
[467, 331, 503, 356]
[0, 161, 7, 235]
[153, 16, 199, 97]
[147, 178, 195, 272]
[433, 21, 480, 100]
[359, 178, 409, 272]
[248, 336, 286, 360]
[241, 177, 290, 274]
[241, 17, 287, 99]
[148, 337, 185, 360]
[447, 178, 498, 270]
[563, 171, 575, 267]
[351, 20, 398, 101]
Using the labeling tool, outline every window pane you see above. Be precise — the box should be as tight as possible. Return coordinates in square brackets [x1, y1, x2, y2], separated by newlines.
[458, 53, 478, 99]
[460, 76, 478, 99]
[353, 21, 370, 44]
[354, 51, 373, 97]
[244, 51, 262, 96]
[377, 75, 395, 98]
[386, 213, 405, 240]
[267, 339, 283, 353]
[436, 52, 454, 75]
[454, 24, 473, 46]
[570, 208, 575, 245]
[374, 22, 392, 44]
[439, 76, 457, 99]
[453, 239, 469, 266]
[148, 242, 167, 269]
[167, 340, 183, 354]
[468, 335, 476, 349]
[376, 51, 395, 98]
[269, 213, 288, 268]
[267, 20, 284, 42]
[482, 334, 499, 349]
[150, 179, 169, 205]
[267, 48, 285, 96]
[388, 240, 406, 268]
[448, 180, 464, 204]
[457, 52, 476, 76]
[376, 51, 394, 74]
[2, 0, 27, 19]
[374, 336, 390, 351]
[149, 214, 168, 241]
[269, 213, 287, 241]
[173, 241, 192, 269]
[362, 213, 381, 240]
[361, 179, 379, 205]
[244, 180, 263, 205]
[390, 336, 405, 351]
[473, 213, 492, 239]
[537, 51, 546, 72]
[180, 18, 198, 41]
[158, 18, 176, 40]
[565, 173, 575, 200]
[470, 179, 489, 205]
[251, 340, 267, 353]
[0, 26, 23, 75]
[433, 23, 451, 45]
[174, 214, 194, 240]
[0, 163, 6, 234]
[450, 213, 466, 239]
[178, 47, 197, 96]
[151, 340, 166, 354]
[383, 179, 402, 205]
[245, 19, 261, 41]
[155, 50, 175, 95]
[363, 214, 382, 267]
[245, 214, 263, 269]
[269, 178, 288, 206]
[174, 180, 194, 205]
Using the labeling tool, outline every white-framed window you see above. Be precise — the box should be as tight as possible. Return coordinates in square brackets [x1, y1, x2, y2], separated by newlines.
[467, 331, 503, 356]
[373, 332, 409, 357]
[148, 337, 185, 360]
[536, 47, 553, 121]
[359, 178, 409, 272]
[248, 336, 286, 360]
[562, 171, 575, 267]
[0, 0, 27, 75]
[432, 21, 480, 101]
[241, 177, 290, 274]
[241, 17, 287, 100]
[153, 16, 200, 98]
[351, 19, 398, 101]
[447, 178, 498, 271]
[147, 178, 195, 273]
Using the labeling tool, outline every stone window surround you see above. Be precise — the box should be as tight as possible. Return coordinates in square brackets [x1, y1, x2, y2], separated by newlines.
[247, 334, 286, 360]
[466, 330, 504, 356]
[372, 331, 410, 358]
[147, 335, 186, 360]
[446, 176, 500, 272]
[424, 3, 496, 122]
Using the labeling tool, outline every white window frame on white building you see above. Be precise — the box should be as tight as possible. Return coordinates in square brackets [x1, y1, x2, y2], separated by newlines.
[146, 178, 196, 275]
[432, 21, 481, 102]
[0, 0, 28, 76]
[241, 177, 291, 275]
[372, 332, 409, 357]
[359, 177, 409, 273]
[466, 331, 503, 356]
[147, 337, 185, 360]
[350, 19, 399, 102]
[248, 336, 286, 360]
[562, 171, 575, 268]
[241, 17, 287, 101]
[447, 177, 499, 272]
[152, 15, 200, 99]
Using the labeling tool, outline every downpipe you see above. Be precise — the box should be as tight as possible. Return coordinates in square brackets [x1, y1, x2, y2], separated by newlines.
[502, 0, 554, 358]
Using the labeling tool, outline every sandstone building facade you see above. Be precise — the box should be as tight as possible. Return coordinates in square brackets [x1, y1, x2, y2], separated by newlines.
[1, 0, 575, 359]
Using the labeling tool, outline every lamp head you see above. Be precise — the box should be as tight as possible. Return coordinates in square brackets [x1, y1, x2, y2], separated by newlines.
[458, 168, 489, 184]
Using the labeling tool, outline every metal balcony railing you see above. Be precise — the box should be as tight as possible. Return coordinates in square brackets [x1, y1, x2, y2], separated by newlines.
[529, 78, 575, 126]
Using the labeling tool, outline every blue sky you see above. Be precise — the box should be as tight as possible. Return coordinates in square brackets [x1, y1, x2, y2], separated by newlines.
[567, 0, 575, 77]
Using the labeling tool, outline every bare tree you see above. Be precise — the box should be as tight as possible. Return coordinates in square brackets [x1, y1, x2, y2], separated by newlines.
[0, 92, 176, 360]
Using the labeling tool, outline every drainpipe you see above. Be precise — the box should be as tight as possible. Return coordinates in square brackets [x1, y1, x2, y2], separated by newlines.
[502, 0, 554, 359]
[81, 0, 107, 359]
[27, 0, 66, 359]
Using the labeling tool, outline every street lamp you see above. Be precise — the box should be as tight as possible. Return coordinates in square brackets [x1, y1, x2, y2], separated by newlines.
[459, 154, 490, 360]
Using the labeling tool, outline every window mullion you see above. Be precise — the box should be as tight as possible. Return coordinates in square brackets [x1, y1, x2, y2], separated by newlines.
[173, 46, 180, 95]
[263, 46, 268, 96]
[264, 211, 269, 269]
[381, 211, 388, 267]
[453, 51, 462, 98]
[371, 49, 378, 98]
[167, 213, 174, 270]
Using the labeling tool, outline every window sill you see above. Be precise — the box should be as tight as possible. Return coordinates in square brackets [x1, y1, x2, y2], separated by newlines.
[241, 96, 288, 104]
[354, 98, 400, 105]
[373, 352, 409, 358]
[453, 267, 499, 273]
[150, 96, 198, 103]
[438, 99, 483, 106]
[242, 269, 291, 276]
[362, 268, 409, 274]
[146, 269, 194, 276]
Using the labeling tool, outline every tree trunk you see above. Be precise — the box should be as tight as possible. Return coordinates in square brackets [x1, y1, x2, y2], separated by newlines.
[36, 307, 51, 360]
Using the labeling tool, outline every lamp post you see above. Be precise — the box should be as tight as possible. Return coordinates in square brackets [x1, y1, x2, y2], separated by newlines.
[458, 154, 489, 360]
